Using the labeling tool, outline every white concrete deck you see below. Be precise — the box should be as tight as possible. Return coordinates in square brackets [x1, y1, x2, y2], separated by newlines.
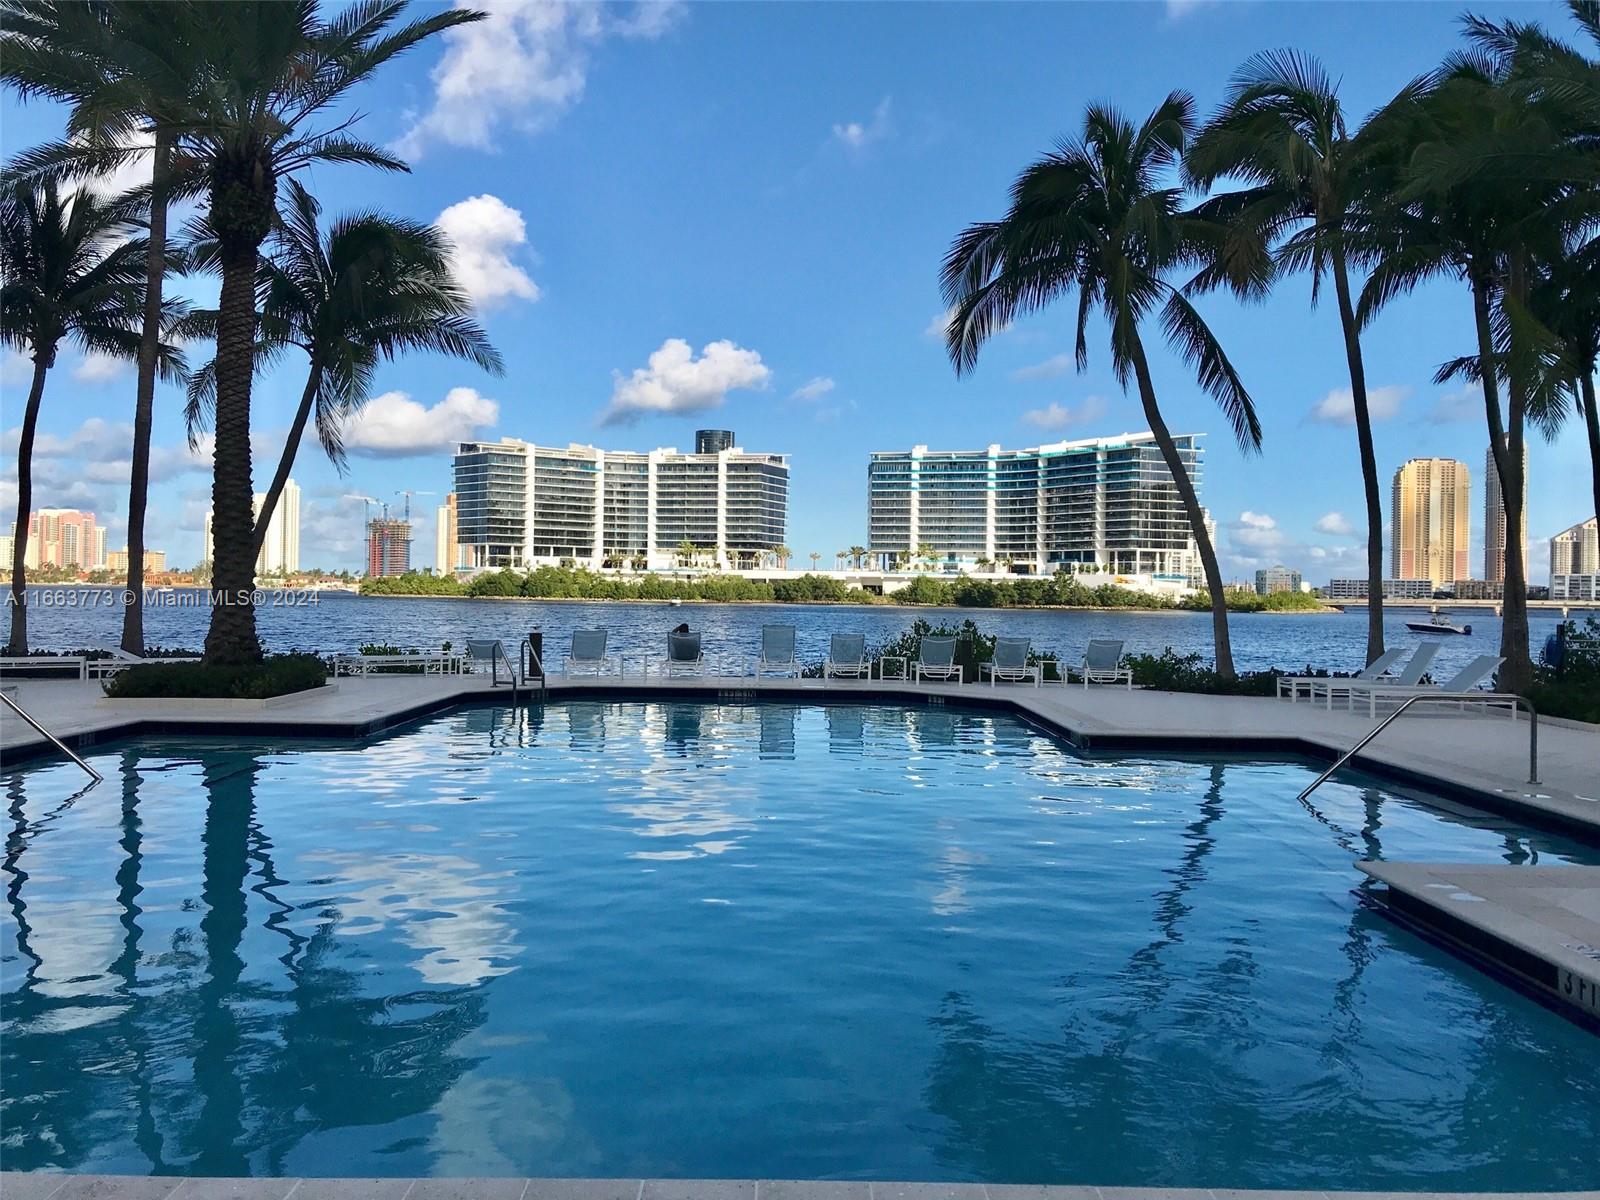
[1359, 862, 1600, 1022]
[2, 673, 1594, 836]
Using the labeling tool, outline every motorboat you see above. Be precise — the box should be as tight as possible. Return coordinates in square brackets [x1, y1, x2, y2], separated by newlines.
[1406, 609, 1472, 636]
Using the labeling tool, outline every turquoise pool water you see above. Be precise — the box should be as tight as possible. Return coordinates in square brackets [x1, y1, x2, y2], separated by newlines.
[2, 702, 1597, 1188]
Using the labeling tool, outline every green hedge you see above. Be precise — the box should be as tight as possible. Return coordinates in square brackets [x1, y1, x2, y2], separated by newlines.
[103, 653, 328, 700]
[1125, 649, 1282, 696]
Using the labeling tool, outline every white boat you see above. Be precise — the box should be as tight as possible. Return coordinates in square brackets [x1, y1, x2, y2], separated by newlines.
[1406, 610, 1472, 636]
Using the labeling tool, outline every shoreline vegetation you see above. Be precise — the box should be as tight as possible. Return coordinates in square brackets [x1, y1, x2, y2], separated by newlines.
[357, 567, 1334, 614]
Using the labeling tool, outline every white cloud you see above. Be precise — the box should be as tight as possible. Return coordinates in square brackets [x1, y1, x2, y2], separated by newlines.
[1, 350, 33, 386]
[1308, 383, 1408, 425]
[1315, 511, 1355, 536]
[1428, 382, 1483, 424]
[1011, 354, 1073, 382]
[72, 352, 129, 384]
[602, 338, 770, 426]
[832, 97, 893, 151]
[790, 376, 835, 402]
[1165, 0, 1217, 19]
[1021, 395, 1107, 431]
[396, 0, 684, 159]
[342, 388, 500, 457]
[434, 195, 540, 310]
[1220, 508, 1371, 584]
[923, 309, 954, 340]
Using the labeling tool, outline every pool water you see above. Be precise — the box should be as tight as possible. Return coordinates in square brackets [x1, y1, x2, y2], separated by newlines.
[3, 702, 1597, 1188]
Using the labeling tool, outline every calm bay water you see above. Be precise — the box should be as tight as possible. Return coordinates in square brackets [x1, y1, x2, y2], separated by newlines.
[8, 587, 1580, 678]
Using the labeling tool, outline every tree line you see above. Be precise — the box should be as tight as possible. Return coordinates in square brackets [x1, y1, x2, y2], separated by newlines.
[940, 3, 1600, 693]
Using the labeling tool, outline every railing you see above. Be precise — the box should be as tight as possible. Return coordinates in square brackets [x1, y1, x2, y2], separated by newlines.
[0, 690, 103, 785]
[1299, 692, 1537, 802]
[520, 639, 547, 699]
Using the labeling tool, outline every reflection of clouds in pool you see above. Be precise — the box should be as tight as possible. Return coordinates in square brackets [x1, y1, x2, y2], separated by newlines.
[301, 849, 519, 985]
[427, 1073, 600, 1178]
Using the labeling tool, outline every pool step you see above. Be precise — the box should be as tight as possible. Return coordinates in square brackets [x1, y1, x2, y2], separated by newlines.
[1358, 861, 1600, 1025]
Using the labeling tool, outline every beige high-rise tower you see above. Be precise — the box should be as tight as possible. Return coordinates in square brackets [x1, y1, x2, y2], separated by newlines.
[1483, 435, 1526, 584]
[1391, 458, 1470, 589]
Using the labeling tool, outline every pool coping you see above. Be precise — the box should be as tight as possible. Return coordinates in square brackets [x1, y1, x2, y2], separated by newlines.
[4, 677, 1596, 844]
[2, 1173, 1596, 1199]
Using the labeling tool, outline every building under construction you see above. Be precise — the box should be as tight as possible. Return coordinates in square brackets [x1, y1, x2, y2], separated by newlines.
[366, 517, 412, 577]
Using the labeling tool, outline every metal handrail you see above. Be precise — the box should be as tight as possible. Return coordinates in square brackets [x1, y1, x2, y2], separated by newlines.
[0, 690, 103, 785]
[520, 640, 546, 698]
[1299, 691, 1538, 802]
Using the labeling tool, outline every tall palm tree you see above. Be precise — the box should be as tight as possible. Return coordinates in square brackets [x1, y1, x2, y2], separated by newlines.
[2, 1, 218, 655]
[943, 95, 1264, 679]
[1187, 51, 1391, 666]
[1359, 38, 1593, 693]
[0, 181, 173, 653]
[140, 0, 480, 665]
[185, 180, 501, 563]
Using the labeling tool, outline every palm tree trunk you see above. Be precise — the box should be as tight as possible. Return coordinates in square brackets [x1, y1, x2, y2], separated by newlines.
[1496, 258, 1534, 694]
[1130, 335, 1235, 679]
[203, 244, 264, 666]
[1330, 247, 1385, 666]
[251, 364, 319, 563]
[1582, 371, 1600, 529]
[5, 356, 50, 656]
[119, 130, 173, 655]
[1471, 273, 1531, 694]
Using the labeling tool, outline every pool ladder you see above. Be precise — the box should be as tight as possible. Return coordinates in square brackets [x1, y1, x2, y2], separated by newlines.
[0, 689, 103, 786]
[1298, 693, 1538, 802]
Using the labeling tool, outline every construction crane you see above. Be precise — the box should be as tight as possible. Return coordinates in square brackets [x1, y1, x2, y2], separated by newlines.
[395, 489, 434, 521]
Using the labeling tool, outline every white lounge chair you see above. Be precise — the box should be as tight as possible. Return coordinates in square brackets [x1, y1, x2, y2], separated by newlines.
[465, 638, 518, 687]
[1074, 638, 1131, 688]
[663, 630, 704, 677]
[1310, 642, 1439, 710]
[1277, 647, 1404, 702]
[823, 633, 870, 680]
[754, 624, 799, 677]
[565, 628, 618, 676]
[982, 636, 1040, 687]
[914, 636, 962, 685]
[1343, 653, 1512, 718]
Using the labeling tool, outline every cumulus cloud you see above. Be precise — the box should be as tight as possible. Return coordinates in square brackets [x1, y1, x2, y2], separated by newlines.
[1315, 511, 1355, 536]
[602, 338, 770, 426]
[790, 376, 835, 402]
[1021, 395, 1107, 431]
[1011, 354, 1073, 382]
[1220, 508, 1369, 583]
[342, 388, 500, 457]
[1427, 382, 1483, 424]
[396, 0, 684, 159]
[72, 352, 129, 384]
[832, 97, 893, 151]
[435, 195, 540, 310]
[1308, 383, 1408, 425]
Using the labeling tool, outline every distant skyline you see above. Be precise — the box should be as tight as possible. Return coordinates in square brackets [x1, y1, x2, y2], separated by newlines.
[1, 0, 1594, 583]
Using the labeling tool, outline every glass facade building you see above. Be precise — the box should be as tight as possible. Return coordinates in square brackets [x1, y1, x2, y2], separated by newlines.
[866, 432, 1204, 577]
[453, 434, 788, 571]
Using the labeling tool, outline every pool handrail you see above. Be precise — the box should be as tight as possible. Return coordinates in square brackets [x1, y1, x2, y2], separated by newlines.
[0, 689, 103, 785]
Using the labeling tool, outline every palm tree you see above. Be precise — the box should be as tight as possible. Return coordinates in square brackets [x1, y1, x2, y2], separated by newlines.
[915, 541, 937, 571]
[107, 0, 479, 665]
[185, 180, 501, 565]
[809, 552, 821, 571]
[1187, 50, 1391, 667]
[773, 544, 791, 570]
[943, 94, 1264, 678]
[0, 180, 173, 653]
[2, 1, 227, 655]
[1358, 40, 1592, 693]
[848, 544, 867, 569]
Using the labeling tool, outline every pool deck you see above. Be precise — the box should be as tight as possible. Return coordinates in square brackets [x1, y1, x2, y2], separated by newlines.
[1358, 861, 1600, 1023]
[2, 672, 1593, 837]
[1, 1175, 1596, 1200]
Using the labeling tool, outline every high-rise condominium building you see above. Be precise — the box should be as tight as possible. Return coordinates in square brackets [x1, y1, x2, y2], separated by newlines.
[107, 548, 166, 574]
[1483, 435, 1527, 584]
[436, 492, 459, 574]
[696, 429, 735, 454]
[452, 431, 789, 571]
[366, 518, 412, 577]
[24, 509, 105, 570]
[1391, 458, 1470, 589]
[866, 432, 1203, 577]
[203, 480, 300, 574]
[1550, 516, 1598, 577]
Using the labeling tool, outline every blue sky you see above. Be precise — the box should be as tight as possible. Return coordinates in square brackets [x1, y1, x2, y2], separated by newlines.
[2, 0, 1593, 583]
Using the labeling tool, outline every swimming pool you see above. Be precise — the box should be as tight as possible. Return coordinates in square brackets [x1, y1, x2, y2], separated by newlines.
[3, 701, 1597, 1189]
